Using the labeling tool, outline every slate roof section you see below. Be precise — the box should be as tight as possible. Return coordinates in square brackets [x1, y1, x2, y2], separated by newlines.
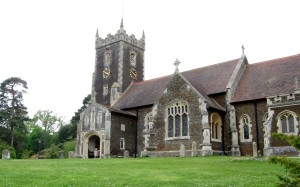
[232, 54, 300, 102]
[113, 75, 171, 109]
[181, 59, 239, 95]
[114, 59, 239, 109]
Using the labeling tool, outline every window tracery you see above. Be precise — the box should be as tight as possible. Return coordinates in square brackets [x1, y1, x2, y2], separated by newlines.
[165, 100, 189, 139]
[277, 110, 298, 135]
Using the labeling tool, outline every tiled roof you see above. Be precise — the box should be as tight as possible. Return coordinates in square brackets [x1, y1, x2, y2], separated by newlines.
[113, 76, 171, 109]
[182, 59, 239, 95]
[232, 54, 300, 102]
[114, 59, 239, 109]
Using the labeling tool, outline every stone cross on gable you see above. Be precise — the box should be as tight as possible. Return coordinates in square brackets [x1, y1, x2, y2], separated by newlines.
[174, 59, 181, 73]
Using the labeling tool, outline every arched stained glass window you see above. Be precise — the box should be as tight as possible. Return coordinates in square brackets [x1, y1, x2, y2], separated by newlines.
[239, 114, 252, 142]
[166, 100, 189, 139]
[277, 111, 298, 135]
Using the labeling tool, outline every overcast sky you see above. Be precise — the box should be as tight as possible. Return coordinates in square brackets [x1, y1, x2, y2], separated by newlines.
[0, 0, 299, 122]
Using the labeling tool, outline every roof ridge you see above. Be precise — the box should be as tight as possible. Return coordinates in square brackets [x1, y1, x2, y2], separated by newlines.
[250, 53, 300, 66]
[182, 58, 240, 73]
[134, 75, 171, 85]
[138, 58, 240, 84]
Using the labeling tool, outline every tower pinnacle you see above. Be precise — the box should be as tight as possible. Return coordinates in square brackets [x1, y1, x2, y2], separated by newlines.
[120, 18, 124, 30]
[241, 45, 245, 55]
[142, 30, 145, 40]
[96, 28, 99, 38]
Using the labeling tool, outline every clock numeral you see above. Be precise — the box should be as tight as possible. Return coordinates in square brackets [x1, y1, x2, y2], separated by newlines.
[130, 68, 137, 80]
[103, 68, 110, 79]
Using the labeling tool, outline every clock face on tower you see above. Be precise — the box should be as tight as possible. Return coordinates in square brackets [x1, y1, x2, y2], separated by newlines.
[103, 68, 110, 79]
[129, 68, 137, 80]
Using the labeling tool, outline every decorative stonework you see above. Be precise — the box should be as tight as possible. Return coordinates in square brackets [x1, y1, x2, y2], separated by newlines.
[228, 104, 241, 156]
[199, 98, 213, 156]
[143, 112, 155, 151]
[118, 41, 124, 91]
[263, 109, 274, 153]
[95, 27, 145, 50]
[76, 103, 111, 158]
[267, 92, 300, 107]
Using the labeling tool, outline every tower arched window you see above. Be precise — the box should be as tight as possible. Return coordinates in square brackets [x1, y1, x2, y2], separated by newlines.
[165, 100, 189, 140]
[239, 114, 253, 142]
[277, 110, 298, 135]
[210, 113, 222, 141]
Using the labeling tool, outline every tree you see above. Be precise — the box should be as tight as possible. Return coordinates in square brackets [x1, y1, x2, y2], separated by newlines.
[30, 110, 65, 133]
[0, 77, 28, 147]
[27, 126, 53, 154]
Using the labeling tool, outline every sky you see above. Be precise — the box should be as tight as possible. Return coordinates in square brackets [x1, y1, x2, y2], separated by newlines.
[0, 0, 299, 122]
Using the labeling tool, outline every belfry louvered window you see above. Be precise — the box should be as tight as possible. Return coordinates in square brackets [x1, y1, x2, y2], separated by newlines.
[167, 101, 189, 138]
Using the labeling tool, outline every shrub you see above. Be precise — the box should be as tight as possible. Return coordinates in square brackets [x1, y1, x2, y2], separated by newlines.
[62, 140, 75, 158]
[270, 133, 300, 186]
[45, 144, 60, 159]
[21, 149, 33, 159]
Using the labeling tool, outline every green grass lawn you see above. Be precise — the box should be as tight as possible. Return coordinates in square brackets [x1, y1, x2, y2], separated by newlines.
[0, 156, 286, 187]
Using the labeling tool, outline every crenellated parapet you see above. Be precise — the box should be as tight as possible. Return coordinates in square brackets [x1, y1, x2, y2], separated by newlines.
[95, 20, 145, 50]
[267, 92, 300, 107]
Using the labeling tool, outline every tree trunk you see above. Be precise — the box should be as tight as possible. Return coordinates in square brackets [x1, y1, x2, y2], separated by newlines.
[10, 125, 14, 147]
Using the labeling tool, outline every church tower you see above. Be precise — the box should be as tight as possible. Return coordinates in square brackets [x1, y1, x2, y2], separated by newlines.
[92, 19, 145, 106]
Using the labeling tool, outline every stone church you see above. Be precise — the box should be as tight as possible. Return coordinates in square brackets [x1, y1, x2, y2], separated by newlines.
[76, 20, 300, 158]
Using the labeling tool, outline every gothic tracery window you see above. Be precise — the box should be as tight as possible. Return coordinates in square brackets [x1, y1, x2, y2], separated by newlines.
[239, 114, 252, 142]
[210, 113, 222, 141]
[166, 100, 189, 139]
[277, 111, 298, 135]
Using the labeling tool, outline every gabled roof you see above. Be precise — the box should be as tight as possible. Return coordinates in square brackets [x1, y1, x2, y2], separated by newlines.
[232, 54, 300, 102]
[114, 59, 239, 109]
[182, 59, 239, 95]
[113, 76, 171, 109]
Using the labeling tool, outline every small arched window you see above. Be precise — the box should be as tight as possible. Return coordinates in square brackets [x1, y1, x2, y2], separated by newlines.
[120, 138, 125, 150]
[277, 111, 298, 135]
[239, 114, 253, 142]
[210, 113, 222, 141]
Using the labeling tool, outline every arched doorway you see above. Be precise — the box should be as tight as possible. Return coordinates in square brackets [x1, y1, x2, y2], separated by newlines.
[88, 135, 100, 158]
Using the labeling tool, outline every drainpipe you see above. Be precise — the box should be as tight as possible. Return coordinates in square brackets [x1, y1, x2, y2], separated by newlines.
[221, 113, 226, 155]
[254, 100, 260, 151]
[135, 109, 138, 158]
